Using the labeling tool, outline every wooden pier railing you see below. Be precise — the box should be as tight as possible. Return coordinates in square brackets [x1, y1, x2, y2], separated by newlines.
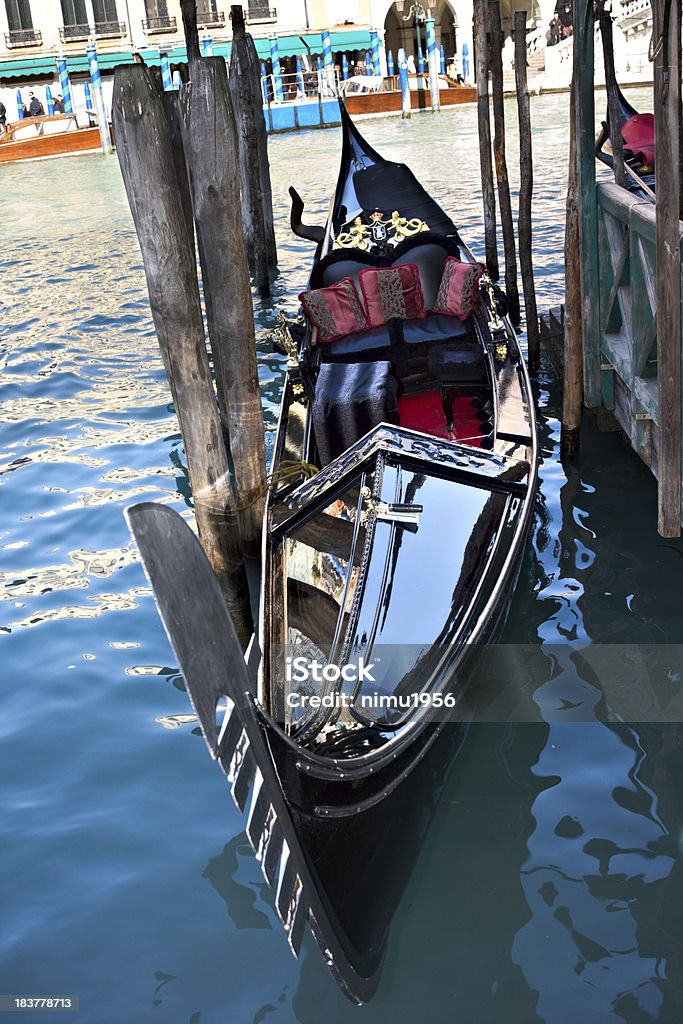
[595, 181, 683, 515]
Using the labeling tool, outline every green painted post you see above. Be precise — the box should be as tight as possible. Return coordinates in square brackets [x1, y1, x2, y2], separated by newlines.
[572, 0, 601, 408]
[652, 0, 682, 535]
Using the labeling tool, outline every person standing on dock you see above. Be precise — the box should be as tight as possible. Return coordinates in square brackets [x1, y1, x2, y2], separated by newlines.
[53, 95, 65, 114]
[0, 100, 7, 134]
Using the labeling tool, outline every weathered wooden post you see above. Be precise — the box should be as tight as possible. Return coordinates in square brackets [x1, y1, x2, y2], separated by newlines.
[653, 0, 682, 535]
[160, 90, 194, 241]
[572, 0, 601, 406]
[113, 65, 253, 643]
[473, 0, 499, 279]
[183, 56, 268, 555]
[229, 4, 277, 295]
[598, 6, 625, 189]
[180, 0, 201, 63]
[562, 79, 583, 452]
[489, 0, 520, 323]
[514, 10, 540, 368]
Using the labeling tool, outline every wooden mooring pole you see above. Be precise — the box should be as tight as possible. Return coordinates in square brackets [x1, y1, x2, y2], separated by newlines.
[229, 4, 277, 295]
[514, 11, 540, 369]
[183, 56, 268, 555]
[562, 78, 583, 452]
[653, 0, 682, 536]
[113, 65, 253, 643]
[598, 6, 626, 189]
[489, 0, 520, 324]
[473, 0, 499, 279]
[572, 0, 601, 407]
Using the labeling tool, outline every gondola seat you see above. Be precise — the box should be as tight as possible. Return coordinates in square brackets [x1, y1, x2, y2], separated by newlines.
[312, 359, 399, 465]
[319, 312, 475, 362]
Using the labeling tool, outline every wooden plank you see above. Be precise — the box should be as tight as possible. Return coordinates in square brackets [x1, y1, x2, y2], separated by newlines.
[600, 363, 615, 410]
[653, 0, 682, 533]
[489, 0, 520, 322]
[473, 0, 499, 279]
[635, 234, 657, 311]
[597, 181, 649, 221]
[603, 211, 633, 331]
[112, 65, 253, 643]
[600, 326, 633, 381]
[514, 10, 540, 369]
[629, 218, 655, 378]
[601, 216, 628, 333]
[573, 0, 601, 407]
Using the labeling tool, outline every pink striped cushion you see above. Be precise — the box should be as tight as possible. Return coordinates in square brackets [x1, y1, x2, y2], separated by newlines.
[299, 278, 368, 343]
[433, 257, 485, 319]
[357, 264, 426, 328]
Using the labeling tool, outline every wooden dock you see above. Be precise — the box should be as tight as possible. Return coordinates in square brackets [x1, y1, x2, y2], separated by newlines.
[568, 0, 683, 536]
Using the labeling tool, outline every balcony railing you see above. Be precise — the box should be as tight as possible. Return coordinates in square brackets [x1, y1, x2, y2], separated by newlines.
[197, 7, 225, 26]
[59, 23, 90, 41]
[4, 27, 42, 47]
[60, 20, 126, 41]
[246, 4, 276, 22]
[142, 15, 177, 33]
[95, 19, 127, 37]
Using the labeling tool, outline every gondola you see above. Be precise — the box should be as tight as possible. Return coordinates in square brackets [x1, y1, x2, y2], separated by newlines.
[127, 105, 538, 1003]
[595, 86, 656, 200]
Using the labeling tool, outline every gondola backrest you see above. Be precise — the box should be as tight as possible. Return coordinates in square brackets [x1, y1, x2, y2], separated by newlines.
[310, 234, 460, 317]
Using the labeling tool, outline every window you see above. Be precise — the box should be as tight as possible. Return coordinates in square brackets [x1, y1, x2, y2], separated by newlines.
[196, 0, 225, 26]
[5, 0, 33, 31]
[93, 0, 118, 23]
[247, 0, 276, 21]
[5, 0, 41, 44]
[144, 0, 169, 18]
[60, 0, 87, 25]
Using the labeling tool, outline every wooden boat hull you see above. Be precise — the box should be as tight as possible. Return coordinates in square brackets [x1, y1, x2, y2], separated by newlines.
[344, 84, 476, 116]
[0, 118, 101, 163]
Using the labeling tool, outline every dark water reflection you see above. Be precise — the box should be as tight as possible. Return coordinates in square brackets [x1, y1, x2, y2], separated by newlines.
[3, 90, 683, 1023]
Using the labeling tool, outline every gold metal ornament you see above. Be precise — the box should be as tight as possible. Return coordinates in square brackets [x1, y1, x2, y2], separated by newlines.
[390, 210, 429, 241]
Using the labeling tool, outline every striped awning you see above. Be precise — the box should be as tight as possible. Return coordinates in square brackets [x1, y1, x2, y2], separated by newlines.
[0, 28, 372, 79]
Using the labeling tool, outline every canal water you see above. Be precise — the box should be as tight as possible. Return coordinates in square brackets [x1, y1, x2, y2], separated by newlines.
[3, 89, 683, 1024]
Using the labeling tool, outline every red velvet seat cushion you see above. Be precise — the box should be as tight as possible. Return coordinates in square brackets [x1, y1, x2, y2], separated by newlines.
[450, 396, 486, 447]
[397, 391, 449, 438]
[621, 113, 655, 168]
[357, 263, 426, 328]
[432, 257, 485, 320]
[398, 393, 489, 445]
[299, 278, 368, 343]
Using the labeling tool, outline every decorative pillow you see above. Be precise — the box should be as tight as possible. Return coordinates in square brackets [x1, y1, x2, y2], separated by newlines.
[432, 257, 486, 320]
[357, 264, 426, 328]
[298, 278, 368, 344]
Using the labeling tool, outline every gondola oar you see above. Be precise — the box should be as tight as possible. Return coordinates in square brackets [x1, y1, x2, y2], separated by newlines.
[125, 502, 258, 759]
